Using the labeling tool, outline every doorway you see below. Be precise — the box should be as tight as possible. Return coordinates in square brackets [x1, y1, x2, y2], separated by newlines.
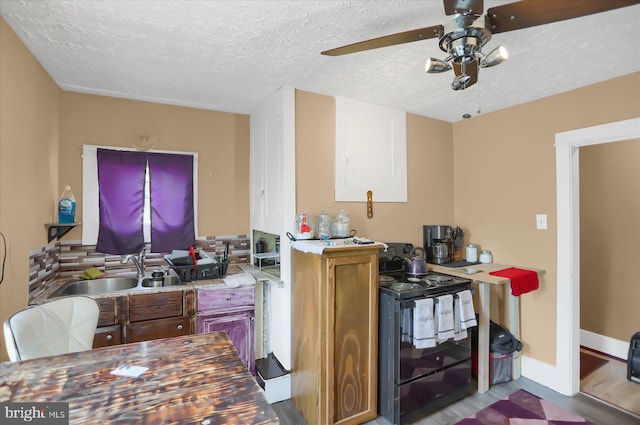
[555, 117, 640, 395]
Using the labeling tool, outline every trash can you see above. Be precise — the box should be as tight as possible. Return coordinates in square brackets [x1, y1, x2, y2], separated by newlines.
[489, 320, 522, 384]
[472, 318, 522, 385]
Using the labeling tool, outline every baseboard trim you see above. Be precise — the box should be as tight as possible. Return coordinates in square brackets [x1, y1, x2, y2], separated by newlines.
[580, 330, 629, 360]
[521, 355, 572, 395]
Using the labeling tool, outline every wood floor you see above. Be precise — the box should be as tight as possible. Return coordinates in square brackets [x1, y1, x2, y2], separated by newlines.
[271, 376, 639, 425]
[580, 347, 640, 417]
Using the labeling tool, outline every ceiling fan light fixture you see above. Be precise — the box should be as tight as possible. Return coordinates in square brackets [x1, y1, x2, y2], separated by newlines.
[480, 45, 509, 68]
[425, 57, 452, 73]
[451, 73, 471, 91]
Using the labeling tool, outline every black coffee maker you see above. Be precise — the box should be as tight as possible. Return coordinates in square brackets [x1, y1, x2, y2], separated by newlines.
[423, 225, 452, 264]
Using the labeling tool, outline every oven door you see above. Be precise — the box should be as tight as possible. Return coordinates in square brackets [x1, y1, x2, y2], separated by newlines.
[399, 359, 472, 418]
[398, 298, 471, 385]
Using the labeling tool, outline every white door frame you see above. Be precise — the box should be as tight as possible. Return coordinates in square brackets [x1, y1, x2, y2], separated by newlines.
[554, 117, 640, 395]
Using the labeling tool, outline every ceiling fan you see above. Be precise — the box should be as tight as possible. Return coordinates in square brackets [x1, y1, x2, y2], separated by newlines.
[322, 0, 639, 90]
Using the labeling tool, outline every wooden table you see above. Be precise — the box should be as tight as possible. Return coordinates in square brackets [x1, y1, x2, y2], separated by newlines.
[430, 262, 545, 394]
[0, 332, 279, 424]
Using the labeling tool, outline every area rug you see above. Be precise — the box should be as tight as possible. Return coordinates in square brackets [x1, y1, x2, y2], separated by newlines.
[580, 350, 609, 380]
[453, 389, 593, 424]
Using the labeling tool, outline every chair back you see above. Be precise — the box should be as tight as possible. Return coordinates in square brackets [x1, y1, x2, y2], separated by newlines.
[3, 296, 99, 362]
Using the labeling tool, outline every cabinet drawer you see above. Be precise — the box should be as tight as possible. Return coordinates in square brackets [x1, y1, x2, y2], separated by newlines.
[125, 316, 191, 343]
[198, 286, 255, 311]
[129, 292, 183, 322]
[93, 325, 121, 348]
[95, 298, 116, 327]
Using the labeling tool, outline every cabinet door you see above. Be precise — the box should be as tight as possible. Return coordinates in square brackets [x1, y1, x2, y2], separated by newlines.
[328, 252, 378, 424]
[198, 310, 255, 374]
[335, 96, 407, 202]
[125, 316, 190, 343]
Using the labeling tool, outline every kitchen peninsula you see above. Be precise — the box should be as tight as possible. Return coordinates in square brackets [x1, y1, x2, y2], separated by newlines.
[0, 332, 279, 424]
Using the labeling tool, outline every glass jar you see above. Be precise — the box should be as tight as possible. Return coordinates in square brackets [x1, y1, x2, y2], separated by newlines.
[294, 211, 314, 239]
[479, 250, 493, 264]
[316, 209, 332, 240]
[466, 244, 478, 262]
[331, 210, 350, 238]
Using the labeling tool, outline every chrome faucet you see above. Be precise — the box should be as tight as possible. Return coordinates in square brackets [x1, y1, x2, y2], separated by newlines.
[121, 247, 146, 279]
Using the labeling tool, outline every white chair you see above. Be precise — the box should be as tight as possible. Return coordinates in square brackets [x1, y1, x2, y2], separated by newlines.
[3, 296, 99, 362]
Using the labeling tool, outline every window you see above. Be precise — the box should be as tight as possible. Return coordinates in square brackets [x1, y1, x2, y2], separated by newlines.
[82, 145, 199, 254]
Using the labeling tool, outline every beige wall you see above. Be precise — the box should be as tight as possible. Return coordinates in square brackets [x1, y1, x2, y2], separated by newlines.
[0, 17, 250, 361]
[0, 18, 60, 361]
[580, 139, 640, 341]
[453, 72, 640, 364]
[295, 90, 454, 248]
[58, 92, 250, 239]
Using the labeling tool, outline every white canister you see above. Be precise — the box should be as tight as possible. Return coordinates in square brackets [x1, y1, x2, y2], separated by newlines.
[466, 244, 478, 262]
[479, 250, 493, 264]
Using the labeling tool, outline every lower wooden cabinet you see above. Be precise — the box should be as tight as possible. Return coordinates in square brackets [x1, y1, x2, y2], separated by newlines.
[93, 324, 122, 348]
[126, 316, 191, 343]
[91, 289, 195, 348]
[197, 286, 255, 374]
[292, 245, 379, 425]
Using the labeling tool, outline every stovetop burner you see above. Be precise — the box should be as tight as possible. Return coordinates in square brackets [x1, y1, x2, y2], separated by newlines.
[378, 275, 397, 287]
[426, 274, 453, 284]
[380, 271, 471, 299]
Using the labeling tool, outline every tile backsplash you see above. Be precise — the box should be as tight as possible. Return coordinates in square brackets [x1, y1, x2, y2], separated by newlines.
[29, 235, 250, 302]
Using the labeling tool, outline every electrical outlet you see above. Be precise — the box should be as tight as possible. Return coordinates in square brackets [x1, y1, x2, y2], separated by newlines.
[536, 214, 547, 230]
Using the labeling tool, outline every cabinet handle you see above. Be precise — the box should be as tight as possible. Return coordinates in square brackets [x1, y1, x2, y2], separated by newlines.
[177, 324, 184, 330]
[225, 296, 231, 301]
[105, 334, 113, 341]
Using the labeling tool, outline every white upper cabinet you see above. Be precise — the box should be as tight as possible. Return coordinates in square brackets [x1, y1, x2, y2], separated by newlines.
[335, 97, 407, 202]
[250, 87, 295, 235]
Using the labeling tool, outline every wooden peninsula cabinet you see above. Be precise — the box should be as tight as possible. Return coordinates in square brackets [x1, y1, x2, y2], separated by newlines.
[292, 244, 380, 425]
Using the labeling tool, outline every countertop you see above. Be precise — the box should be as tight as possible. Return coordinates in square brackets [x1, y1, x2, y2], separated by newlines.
[0, 332, 279, 424]
[429, 262, 545, 285]
[32, 264, 252, 304]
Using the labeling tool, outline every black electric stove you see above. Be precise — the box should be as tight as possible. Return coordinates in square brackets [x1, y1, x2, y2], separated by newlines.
[378, 243, 473, 424]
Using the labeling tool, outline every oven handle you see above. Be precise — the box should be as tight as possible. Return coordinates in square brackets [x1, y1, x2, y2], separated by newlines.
[399, 289, 474, 310]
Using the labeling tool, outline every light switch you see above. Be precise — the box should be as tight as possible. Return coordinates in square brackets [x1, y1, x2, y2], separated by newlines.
[536, 214, 547, 230]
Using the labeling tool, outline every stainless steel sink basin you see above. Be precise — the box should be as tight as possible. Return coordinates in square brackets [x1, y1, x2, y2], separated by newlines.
[141, 274, 182, 288]
[49, 277, 139, 297]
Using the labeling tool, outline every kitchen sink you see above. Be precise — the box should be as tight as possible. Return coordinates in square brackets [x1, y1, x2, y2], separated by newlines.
[48, 271, 186, 298]
[49, 277, 139, 297]
[141, 274, 182, 288]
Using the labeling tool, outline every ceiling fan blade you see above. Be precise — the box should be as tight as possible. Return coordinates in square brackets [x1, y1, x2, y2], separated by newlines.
[321, 25, 443, 56]
[444, 0, 484, 16]
[487, 0, 640, 34]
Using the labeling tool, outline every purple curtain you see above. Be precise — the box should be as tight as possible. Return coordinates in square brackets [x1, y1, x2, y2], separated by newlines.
[148, 152, 195, 253]
[96, 149, 147, 254]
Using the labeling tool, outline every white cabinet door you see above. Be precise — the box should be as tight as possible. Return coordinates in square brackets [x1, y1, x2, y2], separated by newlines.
[251, 91, 285, 234]
[335, 97, 407, 202]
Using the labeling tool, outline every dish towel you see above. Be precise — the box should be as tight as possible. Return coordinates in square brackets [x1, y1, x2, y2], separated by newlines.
[223, 273, 255, 288]
[454, 290, 477, 341]
[457, 290, 477, 330]
[454, 305, 467, 341]
[489, 267, 539, 296]
[412, 298, 435, 349]
[401, 308, 413, 343]
[435, 294, 455, 343]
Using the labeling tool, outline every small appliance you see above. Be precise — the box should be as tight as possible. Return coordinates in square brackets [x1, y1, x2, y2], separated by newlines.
[423, 225, 452, 263]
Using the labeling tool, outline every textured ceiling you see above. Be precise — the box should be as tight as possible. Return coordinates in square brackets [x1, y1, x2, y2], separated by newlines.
[1, 0, 639, 122]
